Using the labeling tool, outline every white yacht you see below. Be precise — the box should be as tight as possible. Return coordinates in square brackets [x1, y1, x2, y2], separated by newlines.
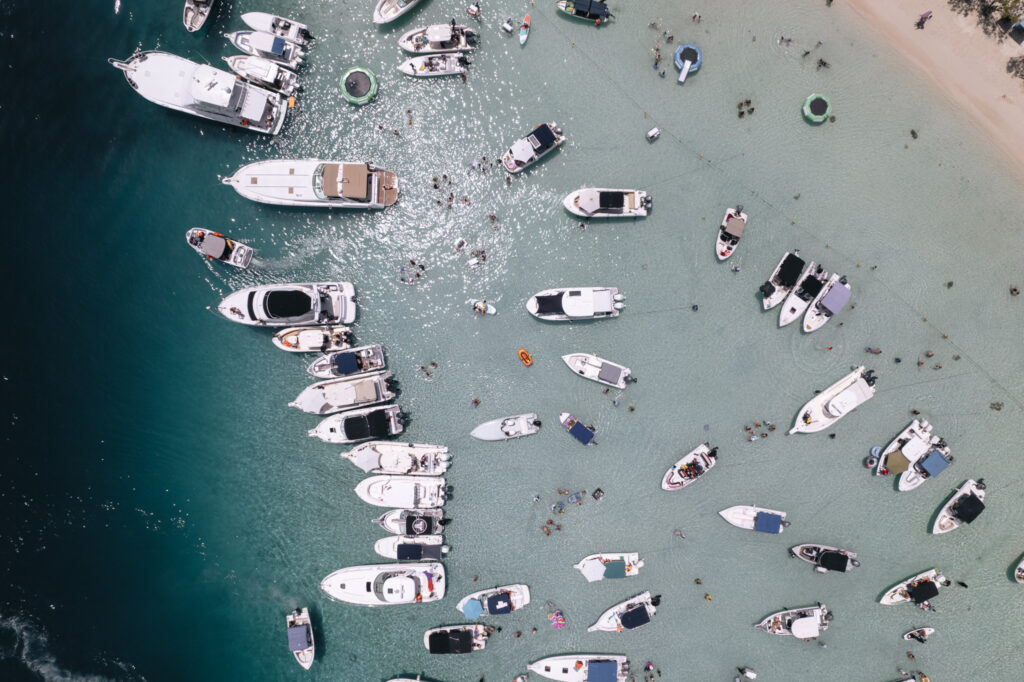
[457, 584, 531, 618]
[779, 263, 828, 327]
[661, 444, 717, 491]
[225, 31, 306, 69]
[562, 353, 632, 389]
[223, 55, 298, 96]
[308, 405, 404, 444]
[562, 188, 652, 218]
[587, 591, 657, 633]
[241, 12, 312, 45]
[289, 372, 395, 415]
[755, 604, 830, 638]
[527, 287, 624, 321]
[372, 508, 443, 535]
[790, 544, 860, 573]
[398, 54, 470, 77]
[183, 0, 214, 33]
[470, 413, 541, 441]
[874, 420, 942, 477]
[273, 326, 352, 353]
[528, 655, 630, 682]
[222, 160, 399, 208]
[341, 442, 450, 476]
[374, 0, 424, 24]
[399, 24, 479, 53]
[320, 563, 444, 605]
[308, 345, 386, 378]
[374, 534, 447, 560]
[424, 624, 488, 654]
[354, 475, 447, 508]
[760, 252, 806, 310]
[109, 51, 287, 135]
[932, 479, 986, 534]
[880, 568, 943, 606]
[217, 282, 356, 326]
[788, 366, 877, 434]
[715, 206, 748, 260]
[573, 553, 644, 582]
[185, 228, 254, 268]
[803, 274, 850, 332]
[503, 123, 565, 173]
[719, 505, 789, 533]
[285, 607, 314, 670]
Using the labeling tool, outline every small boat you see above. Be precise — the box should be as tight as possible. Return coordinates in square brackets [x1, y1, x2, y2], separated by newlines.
[502, 123, 565, 173]
[288, 372, 396, 415]
[218, 282, 356, 327]
[527, 287, 623, 321]
[222, 160, 399, 209]
[307, 345, 386, 378]
[899, 439, 954, 492]
[803, 274, 850, 332]
[398, 53, 469, 77]
[374, 534, 447, 560]
[559, 412, 595, 445]
[341, 441, 450, 476]
[320, 563, 444, 605]
[225, 31, 306, 70]
[183, 0, 214, 33]
[555, 0, 614, 25]
[716, 206, 747, 260]
[779, 262, 828, 326]
[398, 24, 479, 53]
[562, 188, 651, 218]
[759, 252, 806, 310]
[457, 584, 531, 618]
[241, 12, 312, 45]
[424, 624, 488, 654]
[285, 607, 314, 669]
[903, 627, 935, 643]
[274, 326, 353, 353]
[502, 17, 515, 33]
[527, 654, 630, 682]
[562, 353, 632, 389]
[308, 404, 405, 444]
[755, 604, 831, 638]
[1014, 556, 1024, 585]
[880, 568, 943, 606]
[719, 505, 789, 533]
[587, 591, 657, 633]
[470, 413, 541, 441]
[373, 0, 424, 24]
[223, 55, 298, 96]
[354, 475, 447, 508]
[372, 508, 444, 535]
[788, 366, 877, 434]
[673, 43, 702, 84]
[520, 15, 531, 45]
[573, 553, 643, 582]
[470, 299, 497, 315]
[662, 444, 717, 491]
[790, 544, 860, 573]
[185, 228, 254, 268]
[874, 419, 942, 478]
[518, 349, 534, 366]
[932, 479, 986, 534]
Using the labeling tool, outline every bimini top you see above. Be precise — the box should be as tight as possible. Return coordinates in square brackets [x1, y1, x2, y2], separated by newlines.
[588, 660, 618, 682]
[790, 616, 821, 639]
[570, 421, 595, 445]
[800, 275, 826, 298]
[572, 0, 611, 20]
[754, 512, 783, 534]
[266, 290, 312, 318]
[486, 593, 513, 615]
[619, 605, 651, 630]
[397, 543, 443, 560]
[535, 294, 565, 315]
[778, 253, 806, 287]
[427, 629, 473, 654]
[461, 599, 485, 619]
[953, 493, 985, 523]
[201, 234, 228, 259]
[820, 284, 850, 315]
[343, 409, 392, 440]
[287, 625, 311, 650]
[599, 191, 626, 209]
[920, 450, 951, 478]
[426, 24, 453, 43]
[597, 363, 624, 385]
[334, 352, 361, 375]
[529, 124, 557, 152]
[724, 216, 746, 238]
[819, 551, 850, 572]
[908, 580, 938, 604]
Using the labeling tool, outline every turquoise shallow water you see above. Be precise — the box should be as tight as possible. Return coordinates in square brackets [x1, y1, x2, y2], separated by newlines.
[2, 0, 1024, 680]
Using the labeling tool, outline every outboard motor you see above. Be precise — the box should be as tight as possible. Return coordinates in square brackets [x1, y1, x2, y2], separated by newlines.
[759, 281, 777, 299]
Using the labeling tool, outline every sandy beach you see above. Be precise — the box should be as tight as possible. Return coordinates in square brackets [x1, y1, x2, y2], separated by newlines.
[842, 0, 1024, 178]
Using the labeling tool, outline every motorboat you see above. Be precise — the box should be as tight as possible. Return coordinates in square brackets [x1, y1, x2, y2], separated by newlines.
[457, 584, 531, 618]
[372, 508, 443, 535]
[562, 353, 632, 389]
[285, 607, 314, 669]
[719, 505, 789, 533]
[320, 563, 444, 605]
[932, 479, 986, 534]
[308, 345, 386, 378]
[562, 188, 651, 218]
[587, 591, 657, 633]
[559, 412, 595, 445]
[374, 0, 424, 24]
[874, 420, 943, 479]
[760, 252, 806, 310]
[661, 444, 717, 490]
[274, 326, 353, 353]
[779, 263, 828, 327]
[185, 228, 254, 268]
[424, 624, 488, 654]
[899, 438, 954, 492]
[520, 14, 531, 44]
[502, 123, 565, 173]
[225, 31, 306, 69]
[803, 274, 850, 332]
[354, 475, 447, 508]
[398, 24, 479, 53]
[398, 54, 470, 77]
[341, 441, 450, 475]
[528, 655, 630, 682]
[788, 366, 877, 434]
[879, 568, 943, 606]
[754, 604, 830, 638]
[1015, 556, 1024, 585]
[217, 282, 356, 326]
[222, 160, 399, 209]
[716, 206, 748, 260]
[527, 287, 623, 321]
[555, 0, 614, 25]
[288, 372, 396, 415]
[470, 299, 496, 315]
[573, 553, 643, 582]
[374, 534, 447, 560]
[790, 544, 860, 573]
[470, 413, 541, 441]
[109, 51, 287, 135]
[241, 12, 312, 45]
[223, 55, 298, 96]
[903, 627, 935, 642]
[183, 0, 214, 32]
[308, 404, 404, 443]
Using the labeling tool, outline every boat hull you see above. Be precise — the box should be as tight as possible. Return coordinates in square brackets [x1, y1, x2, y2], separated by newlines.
[470, 413, 540, 440]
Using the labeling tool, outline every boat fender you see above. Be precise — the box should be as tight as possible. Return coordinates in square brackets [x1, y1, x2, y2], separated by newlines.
[865, 456, 878, 469]
[851, 559, 861, 567]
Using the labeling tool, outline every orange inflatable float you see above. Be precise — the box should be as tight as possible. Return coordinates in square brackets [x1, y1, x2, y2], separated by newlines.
[518, 349, 533, 366]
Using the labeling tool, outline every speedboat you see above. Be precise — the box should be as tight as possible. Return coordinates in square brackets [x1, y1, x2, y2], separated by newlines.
[1015, 556, 1024, 585]
[374, 0, 424, 24]
[716, 206, 747, 260]
[372, 508, 444, 535]
[374, 534, 447, 560]
[217, 282, 356, 326]
[457, 584, 531, 618]
[562, 188, 651, 218]
[559, 412, 595, 445]
[341, 441, 450, 475]
[354, 475, 447, 508]
[779, 263, 828, 327]
[661, 444, 717, 490]
[899, 439, 954, 492]
[502, 123, 565, 173]
[109, 51, 287, 135]
[308, 404, 404, 443]
[803, 274, 850, 332]
[320, 563, 444, 605]
[285, 607, 314, 670]
[223, 55, 298, 96]
[790, 544, 860, 573]
[398, 24, 479, 53]
[903, 627, 935, 642]
[225, 31, 306, 69]
[562, 353, 632, 389]
[470, 413, 541, 441]
[308, 345, 386, 378]
[874, 419, 942, 478]
[273, 326, 352, 353]
[527, 287, 623, 321]
[880, 568, 943, 606]
[932, 479, 986, 534]
[185, 228, 254, 268]
[719, 505, 789, 533]
[788, 366, 877, 434]
[555, 0, 614, 25]
[241, 12, 312, 45]
[222, 160, 399, 209]
[398, 54, 470, 77]
[424, 624, 488, 654]
[573, 553, 643, 582]
[755, 604, 830, 638]
[528, 655, 630, 682]
[183, 0, 214, 33]
[587, 591, 657, 633]
[288, 372, 396, 415]
[760, 252, 806, 310]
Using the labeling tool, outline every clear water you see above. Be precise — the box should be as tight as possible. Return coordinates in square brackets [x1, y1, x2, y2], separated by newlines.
[2, 0, 1024, 680]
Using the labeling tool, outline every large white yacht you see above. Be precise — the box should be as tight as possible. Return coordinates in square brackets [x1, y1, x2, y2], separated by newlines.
[217, 282, 356, 326]
[320, 563, 444, 605]
[562, 188, 651, 218]
[109, 51, 287, 135]
[527, 287, 624, 321]
[223, 160, 399, 208]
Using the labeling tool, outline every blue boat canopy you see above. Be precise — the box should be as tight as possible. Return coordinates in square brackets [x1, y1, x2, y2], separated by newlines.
[461, 598, 485, 619]
[920, 450, 950, 478]
[620, 604, 651, 629]
[397, 543, 442, 561]
[529, 124, 557, 151]
[287, 624, 310, 650]
[754, 512, 783, 534]
[603, 560, 627, 579]
[820, 284, 850, 315]
[270, 36, 287, 55]
[486, 593, 513, 614]
[573, 0, 610, 19]
[334, 352, 360, 374]
[588, 660, 618, 682]
[569, 421, 595, 445]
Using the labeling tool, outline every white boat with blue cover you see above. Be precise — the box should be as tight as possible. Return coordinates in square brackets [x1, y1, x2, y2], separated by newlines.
[755, 603, 830, 638]
[779, 263, 828, 326]
[225, 31, 306, 69]
[791, 544, 860, 573]
[218, 282, 356, 327]
[527, 287, 623, 321]
[788, 366, 877, 434]
[673, 43, 702, 83]
[574, 553, 644, 582]
[289, 371, 395, 415]
[562, 188, 651, 218]
[503, 123, 565, 173]
[308, 344, 386, 378]
[562, 353, 631, 389]
[470, 413, 541, 441]
[898, 439, 954, 492]
[528, 654, 630, 682]
[424, 624, 488, 654]
[719, 505, 789, 533]
[241, 12, 312, 45]
[354, 475, 446, 508]
[320, 563, 444, 605]
[587, 591, 657, 633]
[308, 404, 404, 444]
[803, 274, 850, 332]
[760, 252, 806, 310]
[374, 0, 424, 24]
[932, 479, 986, 534]
[457, 584, 531, 618]
[374, 534, 447, 560]
[372, 508, 444, 535]
[223, 55, 299, 96]
[285, 607, 314, 669]
[559, 412, 595, 445]
[342, 441, 449, 476]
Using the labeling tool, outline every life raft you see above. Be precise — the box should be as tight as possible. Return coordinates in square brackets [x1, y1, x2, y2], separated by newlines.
[518, 348, 533, 366]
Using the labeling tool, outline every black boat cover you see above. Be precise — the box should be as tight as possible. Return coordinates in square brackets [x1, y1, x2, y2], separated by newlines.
[908, 580, 939, 604]
[396, 543, 443, 560]
[574, 0, 609, 18]
[366, 408, 393, 437]
[427, 629, 474, 654]
[799, 276, 825, 299]
[534, 294, 565, 315]
[486, 593, 513, 614]
[287, 625, 310, 650]
[818, 551, 849, 572]
[778, 253, 806, 287]
[264, 289, 312, 318]
[619, 605, 651, 629]
[953, 493, 985, 523]
[343, 415, 370, 441]
[599, 191, 625, 209]
[405, 515, 436, 535]
[530, 124, 557, 151]
[334, 352, 360, 375]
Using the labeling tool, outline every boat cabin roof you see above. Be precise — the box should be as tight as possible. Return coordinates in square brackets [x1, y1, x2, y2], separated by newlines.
[598, 191, 625, 209]
[287, 624, 310, 650]
[535, 294, 565, 315]
[565, 288, 613, 316]
[249, 32, 289, 55]
[821, 284, 850, 315]
[426, 25, 453, 43]
[724, 216, 746, 238]
[265, 290, 312, 318]
[790, 615, 821, 638]
[587, 660, 618, 682]
[919, 450, 950, 478]
[603, 560, 627, 579]
[573, 0, 609, 18]
[334, 352, 361, 374]
[953, 493, 985, 523]
[202, 234, 228, 259]
[908, 579, 938, 603]
[778, 254, 806, 287]
[397, 543, 443, 560]
[754, 512, 783, 533]
[381, 575, 416, 602]
[529, 124, 557, 151]
[427, 629, 473, 654]
[597, 363, 624, 385]
[569, 421, 595, 444]
[322, 163, 371, 201]
[800, 275, 825, 298]
[190, 66, 239, 109]
[825, 379, 873, 417]
[620, 604, 651, 629]
[819, 551, 849, 572]
[486, 593, 513, 614]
